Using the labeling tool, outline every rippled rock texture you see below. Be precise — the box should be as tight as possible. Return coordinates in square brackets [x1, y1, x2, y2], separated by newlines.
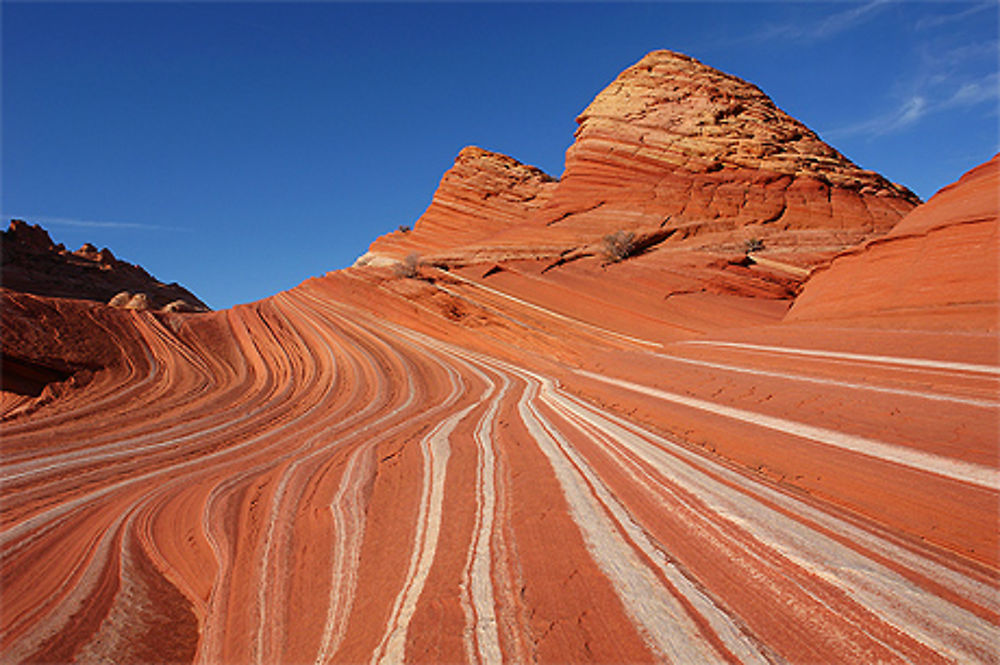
[2, 51, 997, 665]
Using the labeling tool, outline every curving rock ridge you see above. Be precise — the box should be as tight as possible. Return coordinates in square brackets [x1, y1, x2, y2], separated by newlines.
[3, 219, 997, 662]
[359, 147, 558, 266]
[787, 154, 999, 327]
[1, 219, 209, 312]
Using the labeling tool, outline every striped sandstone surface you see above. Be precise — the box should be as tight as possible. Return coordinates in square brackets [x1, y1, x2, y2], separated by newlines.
[2, 51, 997, 664]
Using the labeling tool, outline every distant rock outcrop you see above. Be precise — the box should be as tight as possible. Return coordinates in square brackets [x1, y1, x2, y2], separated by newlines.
[1, 220, 209, 311]
[539, 50, 919, 240]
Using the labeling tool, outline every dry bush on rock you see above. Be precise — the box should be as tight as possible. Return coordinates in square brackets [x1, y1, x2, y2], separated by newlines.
[395, 253, 421, 278]
[602, 230, 637, 263]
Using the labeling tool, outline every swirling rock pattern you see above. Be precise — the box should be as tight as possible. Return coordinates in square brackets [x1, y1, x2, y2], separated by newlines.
[2, 52, 997, 665]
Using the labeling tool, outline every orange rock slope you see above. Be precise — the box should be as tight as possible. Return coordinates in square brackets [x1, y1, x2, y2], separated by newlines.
[788, 155, 1000, 328]
[2, 51, 998, 665]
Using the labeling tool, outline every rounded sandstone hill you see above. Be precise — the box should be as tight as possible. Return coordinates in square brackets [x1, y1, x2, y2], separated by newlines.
[787, 154, 999, 328]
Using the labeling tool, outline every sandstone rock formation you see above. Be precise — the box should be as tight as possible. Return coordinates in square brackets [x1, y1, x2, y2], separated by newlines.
[787, 154, 999, 328]
[1, 51, 996, 665]
[364, 50, 920, 270]
[163, 298, 200, 313]
[1, 219, 210, 312]
[122, 292, 152, 310]
[555, 50, 919, 236]
[107, 290, 133, 308]
[360, 146, 559, 266]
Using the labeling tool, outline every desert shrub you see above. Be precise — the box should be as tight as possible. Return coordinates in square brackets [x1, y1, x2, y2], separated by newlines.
[744, 238, 765, 253]
[395, 252, 421, 278]
[398, 224, 411, 233]
[602, 230, 637, 263]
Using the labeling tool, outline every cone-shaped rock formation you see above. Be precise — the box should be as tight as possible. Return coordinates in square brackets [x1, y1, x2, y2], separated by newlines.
[366, 50, 920, 269]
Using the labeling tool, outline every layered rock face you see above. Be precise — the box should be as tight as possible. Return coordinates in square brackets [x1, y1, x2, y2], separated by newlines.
[788, 154, 999, 327]
[3, 51, 997, 665]
[1, 219, 209, 312]
[360, 147, 558, 265]
[366, 50, 920, 269]
[547, 49, 919, 245]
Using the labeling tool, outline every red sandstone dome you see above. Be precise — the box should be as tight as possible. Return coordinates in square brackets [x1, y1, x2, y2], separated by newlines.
[365, 50, 920, 269]
[1, 50, 997, 665]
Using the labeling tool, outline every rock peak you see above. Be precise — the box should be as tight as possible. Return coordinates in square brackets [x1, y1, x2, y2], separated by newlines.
[6, 219, 56, 251]
[575, 50, 919, 199]
[361, 147, 557, 262]
[455, 146, 556, 182]
[364, 50, 922, 268]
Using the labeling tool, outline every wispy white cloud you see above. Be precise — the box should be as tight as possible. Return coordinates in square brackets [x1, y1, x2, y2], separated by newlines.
[825, 71, 998, 140]
[915, 2, 995, 30]
[938, 39, 999, 67]
[811, 0, 893, 39]
[3, 214, 184, 231]
[823, 4, 998, 143]
[943, 72, 1000, 108]
[893, 96, 928, 127]
[747, 0, 893, 44]
[827, 95, 926, 139]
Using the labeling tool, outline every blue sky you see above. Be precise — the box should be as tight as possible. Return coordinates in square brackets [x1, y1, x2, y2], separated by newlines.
[3, 1, 997, 310]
